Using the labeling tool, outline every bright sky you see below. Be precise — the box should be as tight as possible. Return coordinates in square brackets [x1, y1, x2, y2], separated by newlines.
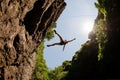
[44, 0, 98, 69]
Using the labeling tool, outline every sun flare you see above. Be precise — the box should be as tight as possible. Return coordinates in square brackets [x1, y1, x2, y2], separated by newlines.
[82, 20, 94, 34]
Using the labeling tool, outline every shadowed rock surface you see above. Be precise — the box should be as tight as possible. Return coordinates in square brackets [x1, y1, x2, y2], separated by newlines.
[65, 0, 120, 80]
[0, 0, 66, 80]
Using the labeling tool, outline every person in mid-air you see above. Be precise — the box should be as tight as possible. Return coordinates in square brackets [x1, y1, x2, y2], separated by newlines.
[47, 30, 76, 51]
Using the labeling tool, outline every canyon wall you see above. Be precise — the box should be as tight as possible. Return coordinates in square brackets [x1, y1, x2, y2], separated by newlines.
[0, 0, 66, 80]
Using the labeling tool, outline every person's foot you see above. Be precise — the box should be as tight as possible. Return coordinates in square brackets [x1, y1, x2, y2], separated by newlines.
[54, 30, 57, 34]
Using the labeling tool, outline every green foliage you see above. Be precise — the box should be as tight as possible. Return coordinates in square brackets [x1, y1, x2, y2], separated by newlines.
[72, 41, 90, 63]
[65, 0, 120, 79]
[62, 60, 71, 71]
[45, 22, 56, 41]
[32, 22, 58, 80]
[94, 0, 111, 61]
[65, 40, 98, 79]
[48, 60, 71, 80]
[48, 66, 68, 80]
[32, 22, 69, 80]
[93, 19, 107, 60]
[94, 0, 106, 20]
[94, 0, 109, 60]
[32, 41, 49, 80]
[94, 19, 107, 43]
[98, 43, 103, 60]
[45, 29, 54, 41]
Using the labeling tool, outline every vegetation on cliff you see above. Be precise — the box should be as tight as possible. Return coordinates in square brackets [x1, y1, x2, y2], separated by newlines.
[48, 61, 69, 80]
[33, 43, 70, 80]
[33, 0, 120, 80]
[65, 0, 120, 79]
[32, 41, 49, 80]
[32, 22, 56, 80]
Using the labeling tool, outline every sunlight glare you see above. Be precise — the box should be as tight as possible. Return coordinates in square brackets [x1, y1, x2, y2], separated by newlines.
[82, 20, 94, 34]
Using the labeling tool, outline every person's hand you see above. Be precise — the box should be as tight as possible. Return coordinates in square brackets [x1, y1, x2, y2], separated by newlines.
[73, 38, 76, 40]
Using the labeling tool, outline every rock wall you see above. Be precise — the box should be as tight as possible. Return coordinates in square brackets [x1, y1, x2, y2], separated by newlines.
[65, 0, 120, 79]
[0, 0, 66, 80]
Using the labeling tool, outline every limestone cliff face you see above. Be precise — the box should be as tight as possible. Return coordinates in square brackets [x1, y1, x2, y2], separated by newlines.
[0, 0, 66, 80]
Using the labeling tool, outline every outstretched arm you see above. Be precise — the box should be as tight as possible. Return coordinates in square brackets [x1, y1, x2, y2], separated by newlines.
[47, 42, 61, 47]
[67, 38, 76, 43]
[54, 30, 64, 41]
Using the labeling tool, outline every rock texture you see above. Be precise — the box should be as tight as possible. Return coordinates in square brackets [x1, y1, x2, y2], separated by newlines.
[0, 0, 66, 80]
